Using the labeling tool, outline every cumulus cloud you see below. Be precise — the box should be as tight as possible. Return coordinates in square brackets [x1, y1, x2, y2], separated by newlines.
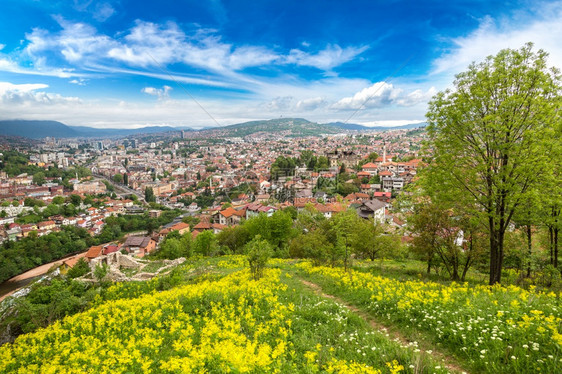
[432, 3, 562, 75]
[331, 82, 402, 110]
[395, 87, 437, 107]
[331, 82, 438, 111]
[142, 85, 172, 98]
[296, 97, 326, 111]
[0, 81, 81, 105]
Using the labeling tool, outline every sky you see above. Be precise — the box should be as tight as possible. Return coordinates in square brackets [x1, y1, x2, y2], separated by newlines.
[1, 0, 562, 129]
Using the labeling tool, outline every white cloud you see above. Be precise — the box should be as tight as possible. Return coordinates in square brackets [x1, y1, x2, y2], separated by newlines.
[142, 85, 172, 98]
[69, 78, 88, 86]
[25, 16, 117, 64]
[330, 82, 438, 111]
[0, 81, 81, 106]
[296, 97, 326, 111]
[13, 18, 367, 83]
[395, 87, 437, 107]
[432, 3, 562, 75]
[331, 82, 402, 110]
[285, 44, 368, 70]
[360, 119, 426, 127]
[93, 2, 115, 22]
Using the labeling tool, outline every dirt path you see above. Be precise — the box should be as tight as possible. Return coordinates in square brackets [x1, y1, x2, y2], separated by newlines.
[299, 278, 469, 374]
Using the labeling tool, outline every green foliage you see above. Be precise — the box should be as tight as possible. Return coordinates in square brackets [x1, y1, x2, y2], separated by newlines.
[52, 196, 65, 205]
[24, 197, 45, 207]
[112, 174, 123, 184]
[245, 235, 273, 280]
[6, 278, 96, 335]
[32, 172, 45, 186]
[216, 225, 251, 254]
[270, 156, 297, 179]
[144, 187, 156, 203]
[244, 210, 296, 251]
[0, 226, 93, 283]
[94, 263, 109, 285]
[193, 230, 218, 256]
[289, 230, 332, 265]
[154, 232, 192, 260]
[69, 194, 82, 205]
[423, 43, 561, 284]
[66, 258, 90, 279]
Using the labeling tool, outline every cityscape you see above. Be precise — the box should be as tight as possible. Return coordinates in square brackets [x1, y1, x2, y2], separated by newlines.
[0, 1, 561, 373]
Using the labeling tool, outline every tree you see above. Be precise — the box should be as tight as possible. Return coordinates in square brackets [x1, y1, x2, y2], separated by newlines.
[52, 196, 65, 205]
[424, 43, 561, 285]
[70, 194, 82, 206]
[144, 187, 156, 203]
[351, 220, 396, 262]
[113, 174, 123, 184]
[245, 235, 273, 280]
[32, 172, 45, 186]
[123, 173, 129, 186]
[193, 230, 217, 256]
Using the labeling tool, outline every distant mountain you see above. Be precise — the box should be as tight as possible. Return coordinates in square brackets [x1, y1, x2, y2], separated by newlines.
[325, 121, 427, 131]
[209, 118, 340, 137]
[0, 119, 425, 140]
[325, 122, 370, 130]
[0, 120, 190, 139]
[0, 120, 81, 139]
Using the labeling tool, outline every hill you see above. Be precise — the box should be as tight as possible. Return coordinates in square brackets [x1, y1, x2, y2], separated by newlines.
[0, 120, 191, 139]
[325, 121, 427, 131]
[211, 118, 340, 137]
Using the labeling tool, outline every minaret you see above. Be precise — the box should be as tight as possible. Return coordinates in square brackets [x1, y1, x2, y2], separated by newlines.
[383, 143, 387, 163]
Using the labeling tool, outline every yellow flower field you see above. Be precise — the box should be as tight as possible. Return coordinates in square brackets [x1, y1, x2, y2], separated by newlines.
[0, 261, 442, 373]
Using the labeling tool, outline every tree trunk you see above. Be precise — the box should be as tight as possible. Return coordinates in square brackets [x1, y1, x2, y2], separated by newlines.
[554, 228, 560, 268]
[427, 256, 431, 274]
[489, 216, 498, 285]
[550, 227, 554, 266]
[526, 225, 532, 277]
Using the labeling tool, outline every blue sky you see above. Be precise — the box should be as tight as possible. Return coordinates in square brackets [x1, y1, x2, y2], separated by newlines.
[1, 0, 561, 129]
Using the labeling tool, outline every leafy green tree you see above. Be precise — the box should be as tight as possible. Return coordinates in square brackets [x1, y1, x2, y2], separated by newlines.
[32, 172, 45, 186]
[93, 263, 109, 286]
[289, 230, 333, 265]
[70, 194, 81, 206]
[67, 258, 90, 279]
[423, 43, 561, 284]
[217, 225, 251, 254]
[351, 220, 392, 261]
[245, 235, 273, 280]
[193, 230, 217, 256]
[156, 233, 192, 259]
[52, 196, 65, 205]
[144, 187, 156, 203]
[112, 174, 123, 184]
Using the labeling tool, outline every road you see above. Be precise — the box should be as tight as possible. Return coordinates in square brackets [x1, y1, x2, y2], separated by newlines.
[92, 173, 146, 202]
[0, 251, 88, 302]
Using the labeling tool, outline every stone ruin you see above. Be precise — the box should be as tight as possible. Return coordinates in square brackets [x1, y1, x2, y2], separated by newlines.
[87, 252, 186, 282]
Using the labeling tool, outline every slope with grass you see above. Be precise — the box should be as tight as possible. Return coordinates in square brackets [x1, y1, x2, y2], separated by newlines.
[0, 257, 446, 373]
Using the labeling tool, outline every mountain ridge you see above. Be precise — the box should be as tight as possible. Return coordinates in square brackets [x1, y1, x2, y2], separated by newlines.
[0, 119, 426, 139]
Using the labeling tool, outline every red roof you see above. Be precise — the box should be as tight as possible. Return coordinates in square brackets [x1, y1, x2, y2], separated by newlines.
[103, 245, 120, 255]
[85, 245, 103, 259]
[361, 162, 378, 169]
